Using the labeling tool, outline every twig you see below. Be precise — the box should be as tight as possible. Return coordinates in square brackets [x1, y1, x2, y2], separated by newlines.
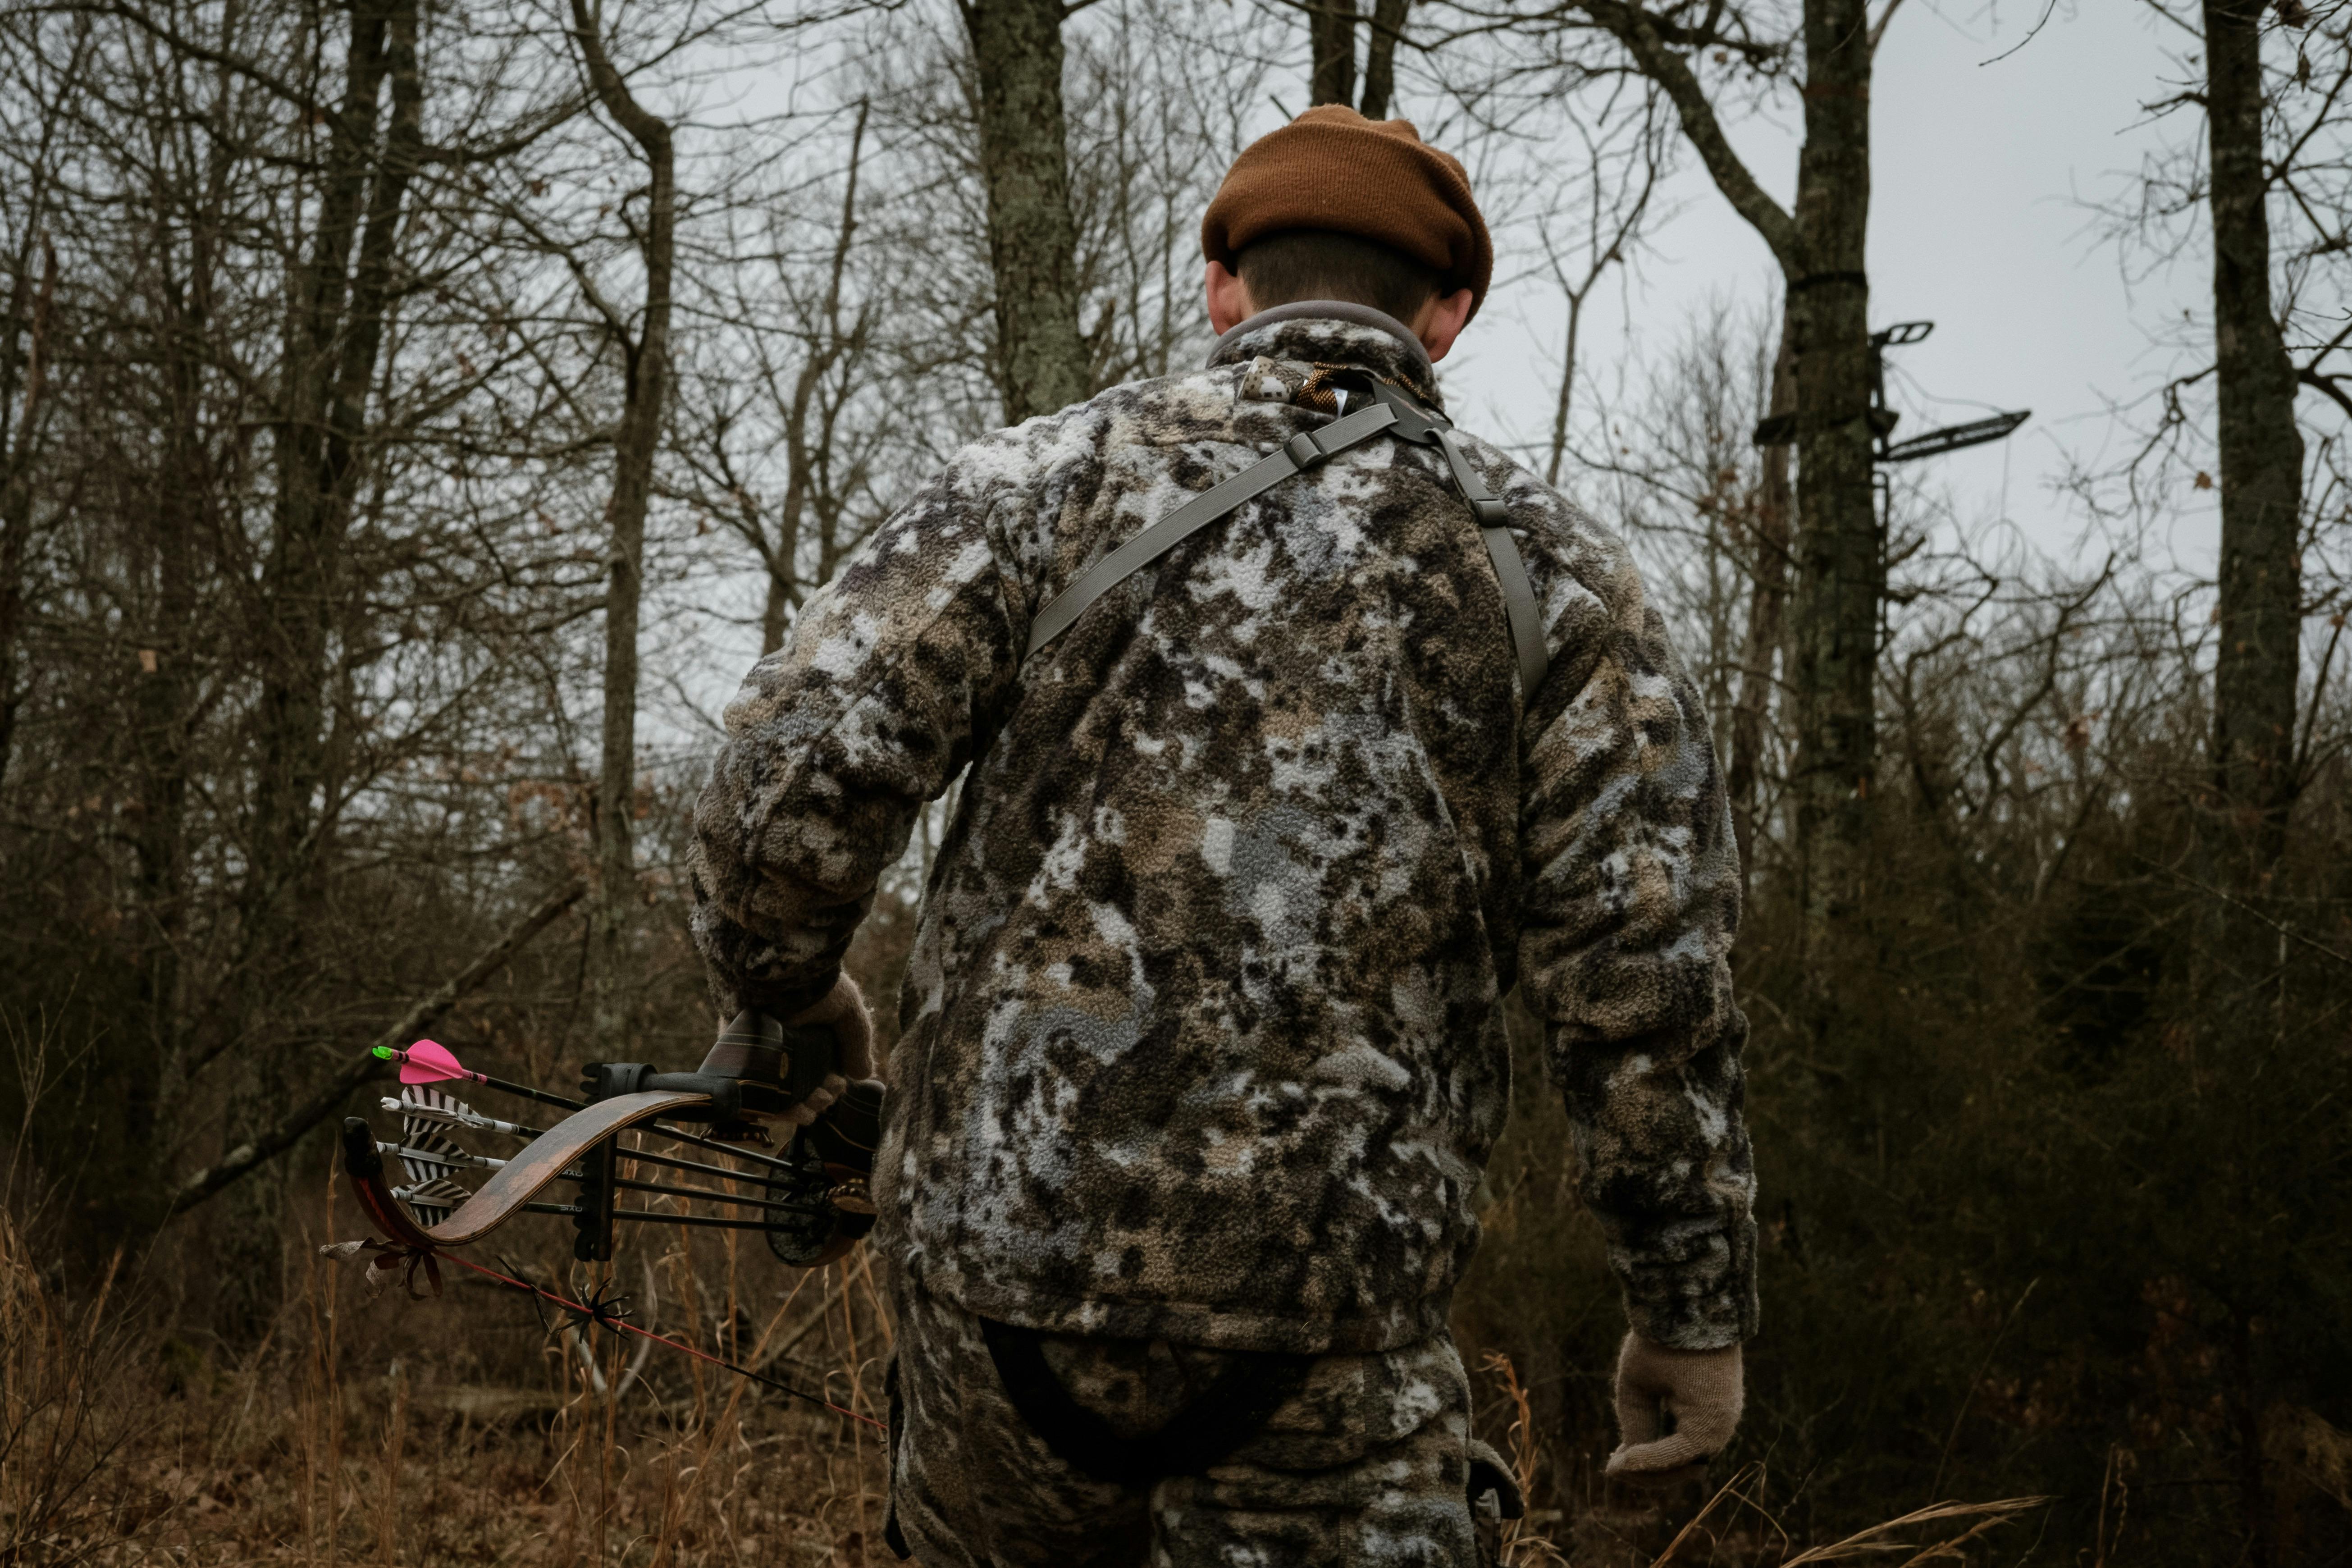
[2134, 854, 2352, 971]
[1930, 1278, 2037, 1502]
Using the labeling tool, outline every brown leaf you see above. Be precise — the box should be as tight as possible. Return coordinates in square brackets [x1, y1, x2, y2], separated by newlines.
[2193, 471, 2214, 490]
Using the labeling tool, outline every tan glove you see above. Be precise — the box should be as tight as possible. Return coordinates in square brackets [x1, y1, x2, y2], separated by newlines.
[786, 972, 875, 1079]
[1605, 1331, 1744, 1485]
[776, 974, 876, 1128]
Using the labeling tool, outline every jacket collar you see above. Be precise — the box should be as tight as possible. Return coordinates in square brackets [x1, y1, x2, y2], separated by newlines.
[1206, 301, 1443, 407]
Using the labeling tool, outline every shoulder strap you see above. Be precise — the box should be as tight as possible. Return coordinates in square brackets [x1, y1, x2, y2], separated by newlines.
[1022, 386, 1550, 700]
[1371, 384, 1551, 699]
[1025, 402, 1398, 658]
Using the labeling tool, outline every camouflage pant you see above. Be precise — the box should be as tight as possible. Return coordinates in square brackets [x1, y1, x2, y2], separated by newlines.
[884, 1285, 1498, 1567]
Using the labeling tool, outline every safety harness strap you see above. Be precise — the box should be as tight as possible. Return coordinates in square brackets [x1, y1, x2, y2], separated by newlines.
[1022, 384, 1551, 699]
[1025, 402, 1400, 658]
[976, 1313, 1314, 1486]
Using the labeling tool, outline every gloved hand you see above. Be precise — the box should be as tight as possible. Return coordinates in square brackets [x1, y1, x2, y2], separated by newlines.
[787, 972, 876, 1079]
[1604, 1331, 1744, 1485]
[776, 973, 875, 1128]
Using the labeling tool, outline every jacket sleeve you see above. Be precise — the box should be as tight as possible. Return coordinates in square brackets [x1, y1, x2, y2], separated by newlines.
[1514, 527, 1758, 1352]
[689, 460, 1027, 1022]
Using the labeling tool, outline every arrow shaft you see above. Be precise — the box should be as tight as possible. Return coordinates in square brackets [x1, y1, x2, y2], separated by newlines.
[381, 1142, 508, 1172]
[387, 1097, 541, 1137]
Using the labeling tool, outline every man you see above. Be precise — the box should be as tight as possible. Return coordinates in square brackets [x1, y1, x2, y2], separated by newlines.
[691, 105, 1755, 1565]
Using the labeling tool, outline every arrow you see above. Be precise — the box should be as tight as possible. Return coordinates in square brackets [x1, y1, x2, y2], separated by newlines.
[384, 1094, 540, 1138]
[378, 1140, 508, 1173]
[374, 1042, 584, 1114]
[382, 1038, 480, 1087]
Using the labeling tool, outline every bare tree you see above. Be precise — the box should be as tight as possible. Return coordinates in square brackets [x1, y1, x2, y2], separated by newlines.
[1066, 5, 1269, 385]
[567, 0, 676, 1057]
[2201, 0, 2309, 899]
[1535, 82, 1664, 486]
[0, 23, 74, 789]
[1297, 0, 1416, 115]
[1361, 0, 1412, 116]
[676, 101, 889, 656]
[1307, 0, 1361, 105]
[2097, 5, 2352, 1559]
[1431, 0, 1895, 968]
[227, 0, 429, 1335]
[963, 0, 1092, 420]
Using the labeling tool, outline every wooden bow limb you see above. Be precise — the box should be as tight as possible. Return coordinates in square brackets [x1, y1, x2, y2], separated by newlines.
[164, 880, 586, 1220]
[342, 1090, 713, 1252]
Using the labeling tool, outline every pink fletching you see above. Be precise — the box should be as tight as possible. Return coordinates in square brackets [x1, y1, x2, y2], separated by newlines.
[399, 1039, 473, 1086]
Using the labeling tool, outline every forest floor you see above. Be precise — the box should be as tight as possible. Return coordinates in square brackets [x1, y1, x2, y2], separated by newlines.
[4, 1195, 2033, 1566]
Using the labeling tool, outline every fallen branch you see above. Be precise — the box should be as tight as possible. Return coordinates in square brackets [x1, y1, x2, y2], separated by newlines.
[164, 880, 586, 1219]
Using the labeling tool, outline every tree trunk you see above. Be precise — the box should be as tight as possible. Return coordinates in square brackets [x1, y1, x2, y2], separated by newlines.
[1730, 327, 1796, 891]
[0, 238, 55, 789]
[2202, 0, 2304, 887]
[0, 476, 25, 793]
[1358, 0, 1408, 119]
[1782, 0, 1877, 958]
[221, 0, 416, 1341]
[761, 573, 795, 657]
[963, 0, 1090, 422]
[128, 297, 205, 1170]
[762, 102, 867, 656]
[1308, 0, 1359, 107]
[321, 3, 424, 527]
[248, 0, 393, 926]
[2199, 10, 2302, 1562]
[1587, 0, 1878, 959]
[571, 0, 675, 1056]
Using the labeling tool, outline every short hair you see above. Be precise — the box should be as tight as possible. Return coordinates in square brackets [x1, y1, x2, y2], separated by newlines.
[1233, 230, 1442, 326]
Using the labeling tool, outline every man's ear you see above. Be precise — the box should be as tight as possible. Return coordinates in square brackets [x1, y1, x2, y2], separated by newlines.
[1206, 261, 1255, 336]
[1413, 288, 1477, 363]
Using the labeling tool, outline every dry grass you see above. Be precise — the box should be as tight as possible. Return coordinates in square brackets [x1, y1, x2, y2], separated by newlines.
[4, 1161, 894, 1566]
[1, 1209, 145, 1563]
[1473, 1353, 2043, 1568]
[3, 1182, 2039, 1567]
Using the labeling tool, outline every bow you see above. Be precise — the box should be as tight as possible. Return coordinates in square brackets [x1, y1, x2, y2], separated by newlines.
[322, 1016, 888, 1424]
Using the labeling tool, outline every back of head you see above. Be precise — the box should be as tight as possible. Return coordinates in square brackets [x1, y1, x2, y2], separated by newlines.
[1233, 230, 1442, 327]
[1202, 105, 1493, 323]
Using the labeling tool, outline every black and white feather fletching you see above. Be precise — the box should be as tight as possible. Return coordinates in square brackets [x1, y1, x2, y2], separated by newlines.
[397, 1085, 475, 1226]
[392, 1176, 471, 1225]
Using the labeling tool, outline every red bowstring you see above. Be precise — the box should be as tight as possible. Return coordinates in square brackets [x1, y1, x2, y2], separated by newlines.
[439, 1251, 887, 1432]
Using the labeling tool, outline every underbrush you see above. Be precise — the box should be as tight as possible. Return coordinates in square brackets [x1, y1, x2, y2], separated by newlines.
[5, 1167, 893, 1566]
[0, 1171, 2041, 1568]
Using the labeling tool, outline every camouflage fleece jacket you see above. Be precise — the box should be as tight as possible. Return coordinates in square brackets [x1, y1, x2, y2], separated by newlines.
[690, 306, 1757, 1354]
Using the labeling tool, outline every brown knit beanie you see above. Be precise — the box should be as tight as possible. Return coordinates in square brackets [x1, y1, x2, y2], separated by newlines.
[1202, 105, 1493, 319]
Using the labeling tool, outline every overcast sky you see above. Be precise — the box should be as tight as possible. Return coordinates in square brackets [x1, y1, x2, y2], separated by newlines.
[1444, 0, 2218, 574]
